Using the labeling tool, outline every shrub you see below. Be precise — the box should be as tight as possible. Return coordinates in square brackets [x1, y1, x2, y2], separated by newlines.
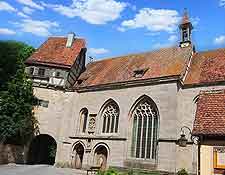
[97, 168, 119, 175]
[177, 168, 188, 175]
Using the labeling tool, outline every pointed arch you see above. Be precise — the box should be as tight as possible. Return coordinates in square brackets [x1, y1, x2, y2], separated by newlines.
[93, 143, 110, 171]
[130, 95, 159, 160]
[79, 108, 88, 133]
[99, 99, 120, 133]
[71, 141, 85, 169]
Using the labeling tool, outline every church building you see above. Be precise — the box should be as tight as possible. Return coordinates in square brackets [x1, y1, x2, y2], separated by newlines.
[24, 11, 225, 175]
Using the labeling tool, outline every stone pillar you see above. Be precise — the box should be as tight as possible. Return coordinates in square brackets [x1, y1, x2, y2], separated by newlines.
[82, 150, 92, 170]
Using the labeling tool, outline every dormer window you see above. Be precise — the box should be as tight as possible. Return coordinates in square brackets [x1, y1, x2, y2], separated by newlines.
[38, 68, 45, 77]
[133, 68, 149, 78]
[77, 79, 83, 85]
[77, 76, 88, 85]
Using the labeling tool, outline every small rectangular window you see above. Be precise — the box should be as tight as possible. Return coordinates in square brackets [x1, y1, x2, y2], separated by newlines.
[29, 67, 34, 75]
[38, 99, 49, 108]
[38, 68, 45, 77]
[56, 72, 60, 78]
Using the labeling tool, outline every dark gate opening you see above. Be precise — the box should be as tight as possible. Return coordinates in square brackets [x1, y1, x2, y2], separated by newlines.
[27, 134, 57, 165]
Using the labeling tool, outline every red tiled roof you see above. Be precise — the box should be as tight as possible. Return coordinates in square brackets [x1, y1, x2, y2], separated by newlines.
[75, 46, 193, 88]
[25, 37, 85, 69]
[184, 48, 225, 85]
[192, 90, 225, 136]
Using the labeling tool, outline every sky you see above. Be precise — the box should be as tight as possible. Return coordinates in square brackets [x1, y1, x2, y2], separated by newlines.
[0, 0, 225, 60]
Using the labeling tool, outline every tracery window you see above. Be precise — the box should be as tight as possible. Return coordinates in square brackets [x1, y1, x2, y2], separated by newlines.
[131, 97, 158, 159]
[80, 108, 88, 133]
[101, 101, 119, 133]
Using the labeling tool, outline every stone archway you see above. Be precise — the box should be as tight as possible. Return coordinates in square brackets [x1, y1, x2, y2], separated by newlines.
[94, 145, 108, 171]
[72, 143, 84, 169]
[27, 134, 57, 165]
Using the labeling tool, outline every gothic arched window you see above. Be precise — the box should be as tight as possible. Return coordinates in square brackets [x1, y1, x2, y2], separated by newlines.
[80, 108, 88, 133]
[131, 96, 158, 159]
[101, 100, 119, 133]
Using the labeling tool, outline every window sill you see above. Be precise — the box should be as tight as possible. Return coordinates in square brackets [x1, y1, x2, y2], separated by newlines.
[69, 135, 127, 141]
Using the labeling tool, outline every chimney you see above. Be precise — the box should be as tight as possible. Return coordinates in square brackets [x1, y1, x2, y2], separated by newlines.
[66, 32, 75, 48]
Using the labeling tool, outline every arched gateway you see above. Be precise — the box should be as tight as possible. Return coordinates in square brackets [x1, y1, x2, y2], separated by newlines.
[27, 134, 57, 165]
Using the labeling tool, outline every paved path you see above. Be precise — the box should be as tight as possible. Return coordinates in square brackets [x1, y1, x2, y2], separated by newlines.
[0, 164, 86, 175]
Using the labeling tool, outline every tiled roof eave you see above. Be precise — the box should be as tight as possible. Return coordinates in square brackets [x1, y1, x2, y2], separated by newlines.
[74, 75, 181, 92]
[182, 80, 225, 89]
[25, 59, 72, 69]
[192, 132, 225, 137]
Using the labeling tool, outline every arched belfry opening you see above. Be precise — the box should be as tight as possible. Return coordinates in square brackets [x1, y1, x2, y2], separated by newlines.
[72, 142, 84, 169]
[27, 134, 57, 165]
[179, 9, 193, 48]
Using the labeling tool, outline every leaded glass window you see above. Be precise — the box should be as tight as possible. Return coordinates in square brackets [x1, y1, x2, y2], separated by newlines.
[102, 102, 119, 133]
[131, 98, 158, 159]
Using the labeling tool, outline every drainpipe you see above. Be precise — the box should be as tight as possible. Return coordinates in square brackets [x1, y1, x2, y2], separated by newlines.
[197, 136, 202, 175]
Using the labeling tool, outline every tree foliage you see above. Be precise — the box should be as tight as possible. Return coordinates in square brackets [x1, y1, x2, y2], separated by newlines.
[0, 40, 37, 145]
[0, 40, 35, 90]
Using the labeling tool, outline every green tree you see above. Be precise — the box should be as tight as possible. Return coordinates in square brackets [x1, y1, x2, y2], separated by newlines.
[0, 41, 37, 145]
[0, 40, 35, 90]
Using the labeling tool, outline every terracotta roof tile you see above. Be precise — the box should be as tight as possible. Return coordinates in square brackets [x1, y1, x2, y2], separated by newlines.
[25, 37, 85, 69]
[192, 90, 225, 136]
[75, 46, 192, 88]
[184, 48, 225, 85]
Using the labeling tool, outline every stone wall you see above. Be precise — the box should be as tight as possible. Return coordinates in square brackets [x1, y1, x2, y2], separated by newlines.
[32, 82, 225, 174]
[0, 144, 24, 164]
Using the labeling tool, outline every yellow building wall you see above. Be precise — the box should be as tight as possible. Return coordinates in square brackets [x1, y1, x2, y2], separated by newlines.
[200, 145, 214, 175]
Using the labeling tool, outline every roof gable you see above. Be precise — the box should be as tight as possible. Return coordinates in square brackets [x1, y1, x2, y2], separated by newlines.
[25, 37, 85, 69]
[192, 90, 225, 136]
[184, 48, 225, 85]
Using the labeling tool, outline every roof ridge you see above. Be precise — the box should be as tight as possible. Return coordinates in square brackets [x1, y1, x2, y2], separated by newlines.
[197, 47, 225, 54]
[87, 45, 179, 65]
[199, 89, 225, 94]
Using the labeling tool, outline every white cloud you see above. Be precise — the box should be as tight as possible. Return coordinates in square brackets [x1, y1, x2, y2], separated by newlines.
[214, 35, 225, 45]
[152, 42, 171, 49]
[16, 0, 44, 10]
[220, 0, 225, 7]
[0, 28, 16, 35]
[0, 1, 17, 12]
[120, 8, 180, 33]
[17, 11, 29, 18]
[22, 6, 34, 14]
[117, 26, 126, 32]
[168, 35, 178, 42]
[42, 0, 127, 24]
[151, 34, 178, 50]
[191, 17, 200, 27]
[14, 19, 59, 37]
[0, 1, 30, 18]
[89, 48, 109, 55]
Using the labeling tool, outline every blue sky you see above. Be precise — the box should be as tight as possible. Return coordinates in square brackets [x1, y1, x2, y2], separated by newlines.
[0, 0, 225, 60]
